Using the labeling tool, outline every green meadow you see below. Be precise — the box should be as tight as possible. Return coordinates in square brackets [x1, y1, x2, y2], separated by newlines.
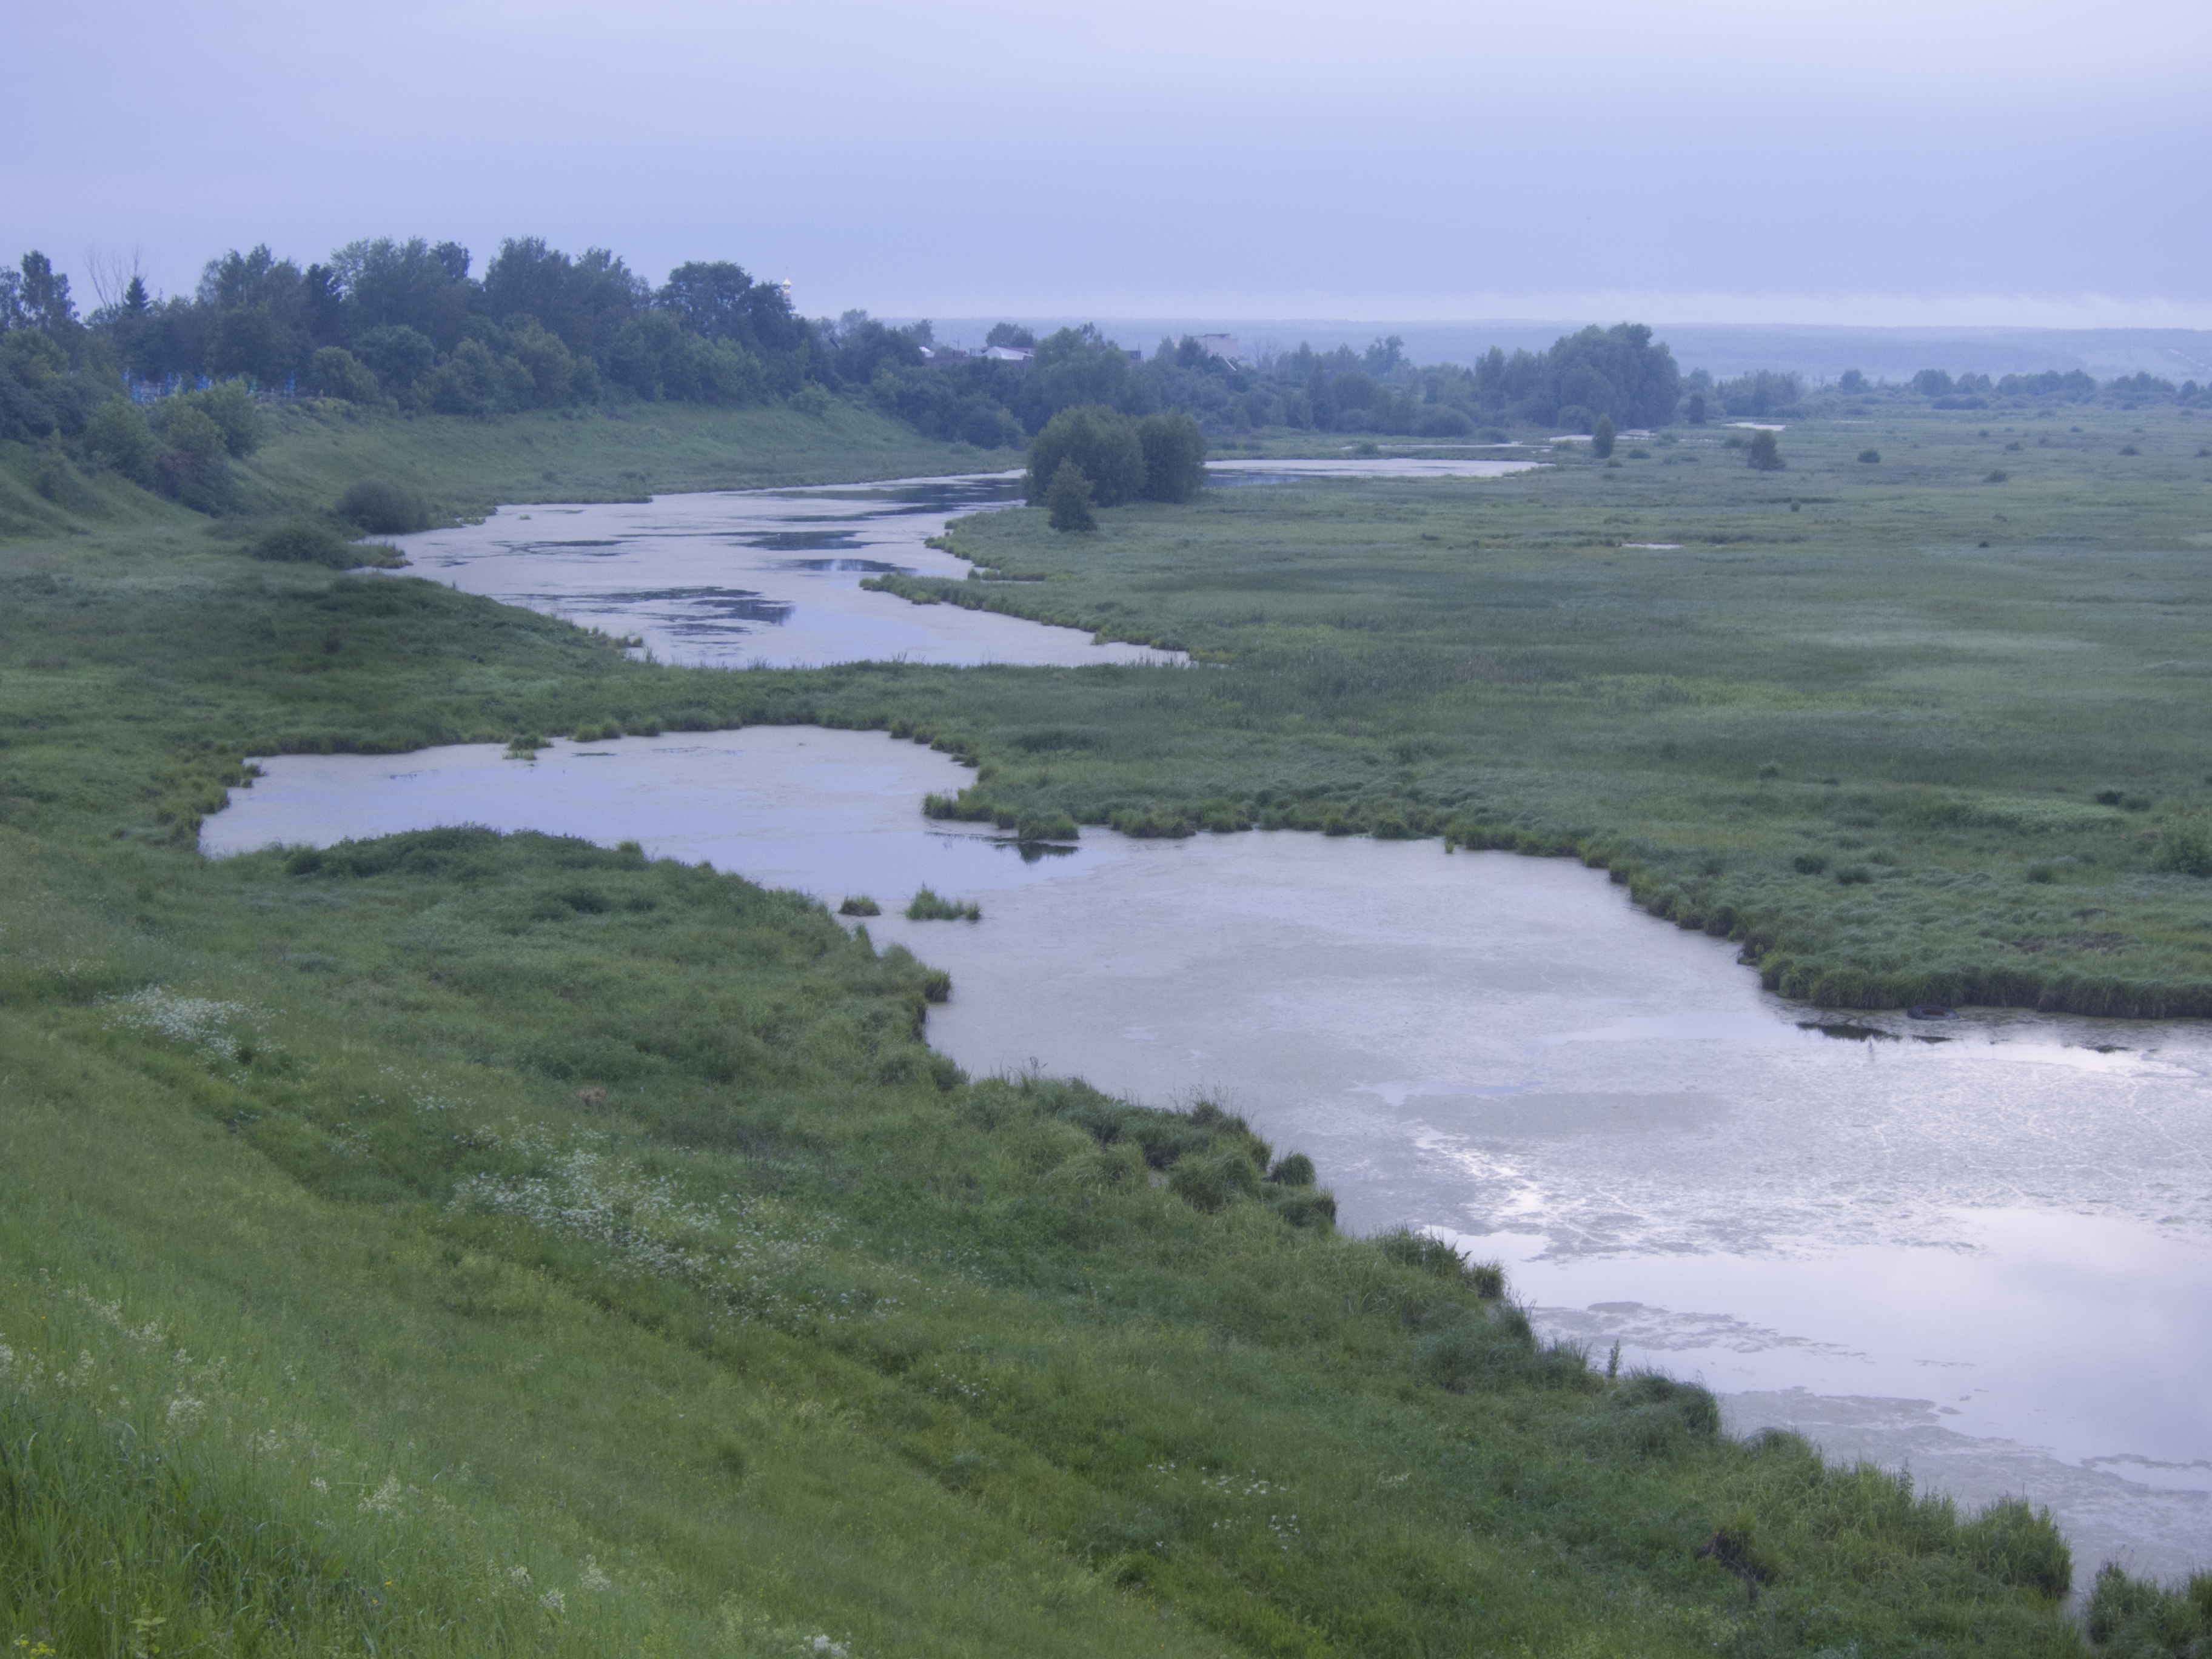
[2, 395, 2208, 1654]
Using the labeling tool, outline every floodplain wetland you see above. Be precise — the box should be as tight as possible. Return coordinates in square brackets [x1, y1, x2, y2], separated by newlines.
[3, 392, 2211, 1654]
[879, 403, 2212, 1014]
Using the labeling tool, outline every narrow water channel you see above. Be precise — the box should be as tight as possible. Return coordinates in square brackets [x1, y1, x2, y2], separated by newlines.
[381, 474, 1184, 669]
[205, 728, 2212, 1589]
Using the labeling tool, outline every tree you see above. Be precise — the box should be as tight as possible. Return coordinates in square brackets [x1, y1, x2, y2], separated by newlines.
[1017, 326, 1147, 432]
[83, 399, 157, 483]
[1838, 369, 1868, 393]
[986, 322, 1036, 349]
[1025, 404, 1145, 507]
[1136, 411, 1207, 501]
[352, 324, 437, 394]
[1686, 391, 1707, 424]
[1591, 413, 1616, 458]
[7, 252, 78, 335]
[333, 238, 475, 350]
[1912, 368, 1954, 398]
[1045, 461, 1096, 532]
[1746, 430, 1785, 471]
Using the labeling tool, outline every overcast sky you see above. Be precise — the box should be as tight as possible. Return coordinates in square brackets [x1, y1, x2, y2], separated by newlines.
[8, 0, 2208, 327]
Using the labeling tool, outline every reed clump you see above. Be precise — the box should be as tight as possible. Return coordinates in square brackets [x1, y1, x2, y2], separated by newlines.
[905, 886, 980, 922]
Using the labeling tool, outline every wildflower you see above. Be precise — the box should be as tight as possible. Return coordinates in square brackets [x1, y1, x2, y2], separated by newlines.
[538, 1587, 565, 1612]
[578, 1557, 612, 1593]
[358, 1475, 404, 1516]
[166, 1395, 206, 1427]
[508, 1564, 532, 1587]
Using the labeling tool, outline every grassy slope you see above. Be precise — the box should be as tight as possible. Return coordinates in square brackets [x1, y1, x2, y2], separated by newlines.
[0, 411, 2114, 1654]
[862, 407, 2212, 1013]
[0, 396, 1000, 546]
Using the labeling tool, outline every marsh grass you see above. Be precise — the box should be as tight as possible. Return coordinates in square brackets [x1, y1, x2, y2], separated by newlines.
[904, 885, 981, 921]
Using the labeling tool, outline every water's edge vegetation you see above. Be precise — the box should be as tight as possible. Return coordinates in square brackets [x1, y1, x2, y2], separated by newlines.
[4, 395, 2209, 1652]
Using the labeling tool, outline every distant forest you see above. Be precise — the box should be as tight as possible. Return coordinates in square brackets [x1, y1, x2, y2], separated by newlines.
[3, 238, 2206, 492]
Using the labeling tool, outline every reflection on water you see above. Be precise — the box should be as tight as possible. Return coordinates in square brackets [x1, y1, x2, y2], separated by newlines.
[1206, 456, 1544, 486]
[386, 474, 1182, 670]
[1207, 457, 1543, 479]
[204, 727, 2212, 1586]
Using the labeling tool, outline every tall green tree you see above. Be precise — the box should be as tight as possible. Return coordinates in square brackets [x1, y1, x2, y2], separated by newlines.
[1045, 461, 1097, 532]
[1025, 405, 1146, 508]
[1136, 411, 1207, 501]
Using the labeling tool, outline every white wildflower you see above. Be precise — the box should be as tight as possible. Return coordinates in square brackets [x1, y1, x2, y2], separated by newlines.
[310, 1477, 329, 1495]
[358, 1475, 404, 1516]
[108, 987, 260, 1062]
[166, 1395, 206, 1427]
[508, 1565, 532, 1587]
[578, 1557, 612, 1593]
[538, 1587, 565, 1612]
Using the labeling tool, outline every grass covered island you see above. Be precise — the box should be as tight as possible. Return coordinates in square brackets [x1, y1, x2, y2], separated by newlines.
[3, 355, 2210, 1654]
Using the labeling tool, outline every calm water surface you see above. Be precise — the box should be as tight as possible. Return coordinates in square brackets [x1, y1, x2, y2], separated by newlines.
[204, 722, 2212, 1587]
[384, 474, 1182, 669]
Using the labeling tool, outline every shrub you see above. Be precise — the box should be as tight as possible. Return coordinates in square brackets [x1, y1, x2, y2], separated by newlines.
[837, 896, 881, 916]
[2151, 816, 2212, 876]
[1745, 431, 1785, 471]
[1835, 864, 1873, 885]
[1590, 414, 1616, 458]
[83, 398, 158, 483]
[336, 477, 434, 535]
[250, 520, 400, 569]
[1267, 1152, 1316, 1187]
[1985, 469, 2009, 483]
[1857, 447, 1881, 464]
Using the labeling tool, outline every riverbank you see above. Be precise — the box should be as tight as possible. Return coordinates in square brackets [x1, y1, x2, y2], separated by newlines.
[0, 407, 2202, 1652]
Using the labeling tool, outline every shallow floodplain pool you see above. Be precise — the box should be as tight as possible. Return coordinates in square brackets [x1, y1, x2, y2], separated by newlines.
[383, 474, 1182, 669]
[206, 728, 2212, 1587]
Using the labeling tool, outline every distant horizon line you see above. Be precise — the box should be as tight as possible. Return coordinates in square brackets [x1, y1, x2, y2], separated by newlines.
[878, 313, 2212, 338]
